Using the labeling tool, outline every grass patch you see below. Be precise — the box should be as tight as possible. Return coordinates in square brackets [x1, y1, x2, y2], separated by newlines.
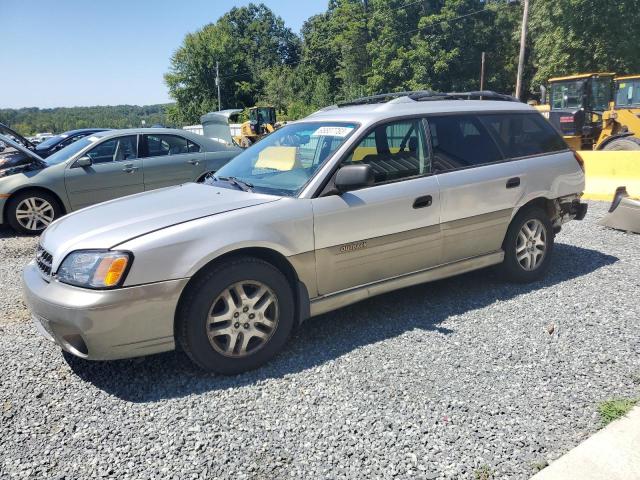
[474, 465, 493, 480]
[598, 398, 638, 426]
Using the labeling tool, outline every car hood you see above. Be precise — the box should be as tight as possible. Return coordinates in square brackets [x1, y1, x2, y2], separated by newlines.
[40, 183, 280, 264]
[0, 133, 46, 177]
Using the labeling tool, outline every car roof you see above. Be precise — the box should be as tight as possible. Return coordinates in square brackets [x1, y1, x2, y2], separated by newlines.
[85, 128, 232, 151]
[61, 128, 110, 135]
[306, 99, 535, 124]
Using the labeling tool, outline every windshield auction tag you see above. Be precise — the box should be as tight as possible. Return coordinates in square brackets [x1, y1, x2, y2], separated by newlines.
[312, 126, 353, 137]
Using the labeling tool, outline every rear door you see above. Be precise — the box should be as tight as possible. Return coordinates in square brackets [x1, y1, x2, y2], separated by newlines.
[427, 114, 521, 263]
[140, 134, 205, 190]
[312, 118, 442, 295]
[64, 135, 143, 210]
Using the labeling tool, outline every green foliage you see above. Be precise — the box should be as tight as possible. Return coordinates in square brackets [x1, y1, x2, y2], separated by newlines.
[598, 398, 638, 426]
[164, 2, 300, 125]
[474, 465, 493, 480]
[530, 0, 640, 90]
[0, 105, 170, 136]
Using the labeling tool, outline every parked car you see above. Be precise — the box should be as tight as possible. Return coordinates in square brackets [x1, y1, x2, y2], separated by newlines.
[0, 128, 240, 233]
[23, 92, 587, 374]
[33, 129, 110, 158]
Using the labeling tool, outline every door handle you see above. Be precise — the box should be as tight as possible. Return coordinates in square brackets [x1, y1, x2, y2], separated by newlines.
[187, 159, 200, 165]
[413, 195, 433, 209]
[122, 164, 139, 173]
[506, 177, 521, 189]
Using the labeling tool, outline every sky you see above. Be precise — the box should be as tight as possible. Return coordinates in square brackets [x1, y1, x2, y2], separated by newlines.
[0, 0, 328, 109]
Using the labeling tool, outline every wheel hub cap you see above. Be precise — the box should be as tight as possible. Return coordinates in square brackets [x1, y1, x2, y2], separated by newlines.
[15, 197, 54, 231]
[207, 281, 279, 357]
[516, 219, 547, 271]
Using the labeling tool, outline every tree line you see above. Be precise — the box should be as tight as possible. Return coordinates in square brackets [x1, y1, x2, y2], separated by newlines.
[165, 0, 640, 124]
[0, 104, 170, 136]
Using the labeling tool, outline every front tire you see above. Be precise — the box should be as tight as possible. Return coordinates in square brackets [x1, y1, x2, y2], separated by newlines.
[602, 137, 640, 151]
[177, 257, 295, 374]
[6, 190, 62, 234]
[500, 206, 554, 283]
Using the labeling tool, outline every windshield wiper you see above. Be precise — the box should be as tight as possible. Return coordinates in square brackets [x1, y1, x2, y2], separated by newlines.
[216, 176, 254, 192]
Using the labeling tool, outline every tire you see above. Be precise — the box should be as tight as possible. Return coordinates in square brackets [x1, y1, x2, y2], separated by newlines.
[499, 206, 554, 283]
[177, 257, 295, 374]
[6, 190, 62, 235]
[602, 137, 640, 151]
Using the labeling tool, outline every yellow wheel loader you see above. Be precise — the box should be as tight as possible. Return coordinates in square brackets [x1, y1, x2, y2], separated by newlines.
[234, 106, 277, 148]
[538, 73, 640, 150]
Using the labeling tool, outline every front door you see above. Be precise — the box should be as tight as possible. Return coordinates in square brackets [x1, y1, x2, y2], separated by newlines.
[141, 134, 205, 190]
[64, 135, 144, 210]
[312, 118, 442, 296]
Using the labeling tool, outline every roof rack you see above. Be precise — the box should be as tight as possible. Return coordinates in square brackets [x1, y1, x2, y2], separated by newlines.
[337, 90, 519, 107]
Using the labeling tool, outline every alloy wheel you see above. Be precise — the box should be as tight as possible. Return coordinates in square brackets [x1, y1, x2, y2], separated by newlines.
[516, 219, 547, 271]
[207, 281, 279, 357]
[15, 197, 55, 232]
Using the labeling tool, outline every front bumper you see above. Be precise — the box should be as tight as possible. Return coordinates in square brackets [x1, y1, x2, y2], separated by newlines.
[22, 261, 189, 360]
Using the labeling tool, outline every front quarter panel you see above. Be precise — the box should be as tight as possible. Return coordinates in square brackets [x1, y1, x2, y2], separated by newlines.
[115, 197, 316, 291]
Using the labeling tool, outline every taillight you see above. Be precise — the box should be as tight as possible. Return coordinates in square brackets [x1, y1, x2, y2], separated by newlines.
[573, 151, 585, 172]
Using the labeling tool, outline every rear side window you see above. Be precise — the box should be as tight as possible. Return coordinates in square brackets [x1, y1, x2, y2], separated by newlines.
[479, 113, 567, 158]
[144, 135, 191, 157]
[426, 115, 503, 172]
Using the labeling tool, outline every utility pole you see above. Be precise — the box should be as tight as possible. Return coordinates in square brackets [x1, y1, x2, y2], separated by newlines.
[216, 61, 221, 111]
[515, 0, 530, 100]
[480, 51, 486, 91]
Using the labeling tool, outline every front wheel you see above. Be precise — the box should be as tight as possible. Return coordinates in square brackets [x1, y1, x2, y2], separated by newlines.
[177, 257, 295, 374]
[499, 206, 554, 283]
[602, 137, 640, 151]
[6, 191, 62, 234]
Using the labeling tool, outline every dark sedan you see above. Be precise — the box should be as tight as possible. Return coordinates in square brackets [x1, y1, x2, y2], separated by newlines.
[34, 128, 109, 158]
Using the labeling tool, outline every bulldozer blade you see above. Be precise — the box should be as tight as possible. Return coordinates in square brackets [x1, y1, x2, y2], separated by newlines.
[598, 186, 640, 233]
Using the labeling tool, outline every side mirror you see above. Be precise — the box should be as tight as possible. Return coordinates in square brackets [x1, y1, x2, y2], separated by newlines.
[74, 156, 92, 168]
[334, 164, 374, 194]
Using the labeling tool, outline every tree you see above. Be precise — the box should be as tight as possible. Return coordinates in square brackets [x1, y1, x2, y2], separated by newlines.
[165, 3, 300, 125]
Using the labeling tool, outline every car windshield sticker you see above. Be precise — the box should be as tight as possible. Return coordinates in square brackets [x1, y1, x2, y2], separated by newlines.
[312, 126, 354, 137]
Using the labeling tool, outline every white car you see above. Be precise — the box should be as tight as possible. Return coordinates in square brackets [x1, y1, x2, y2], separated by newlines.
[23, 91, 587, 374]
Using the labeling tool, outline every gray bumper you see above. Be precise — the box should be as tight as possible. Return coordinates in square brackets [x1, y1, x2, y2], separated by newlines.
[22, 261, 189, 360]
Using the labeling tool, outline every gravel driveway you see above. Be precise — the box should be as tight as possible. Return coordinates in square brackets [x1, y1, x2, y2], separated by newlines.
[1, 202, 639, 479]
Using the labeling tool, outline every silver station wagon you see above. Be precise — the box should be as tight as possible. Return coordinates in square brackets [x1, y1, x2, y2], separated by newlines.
[23, 92, 588, 374]
[0, 128, 239, 233]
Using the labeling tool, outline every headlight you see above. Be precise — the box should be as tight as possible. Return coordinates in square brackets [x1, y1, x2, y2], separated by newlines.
[56, 250, 132, 289]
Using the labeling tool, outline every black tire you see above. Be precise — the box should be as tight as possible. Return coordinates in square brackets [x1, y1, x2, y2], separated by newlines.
[6, 190, 62, 235]
[602, 137, 640, 151]
[499, 206, 554, 283]
[177, 257, 295, 374]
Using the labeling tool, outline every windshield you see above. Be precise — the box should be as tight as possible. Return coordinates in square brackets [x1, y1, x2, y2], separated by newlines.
[44, 135, 97, 165]
[35, 135, 65, 150]
[213, 121, 358, 196]
[550, 80, 585, 110]
[615, 79, 640, 107]
[589, 77, 613, 111]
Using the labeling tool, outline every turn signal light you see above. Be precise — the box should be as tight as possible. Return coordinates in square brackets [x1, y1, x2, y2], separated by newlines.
[94, 256, 129, 287]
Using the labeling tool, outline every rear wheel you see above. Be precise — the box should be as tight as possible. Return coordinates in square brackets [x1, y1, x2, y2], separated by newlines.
[6, 190, 62, 234]
[177, 257, 294, 374]
[500, 206, 554, 283]
[602, 137, 640, 150]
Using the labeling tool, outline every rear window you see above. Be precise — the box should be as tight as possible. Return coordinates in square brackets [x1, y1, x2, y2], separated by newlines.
[427, 115, 503, 171]
[480, 113, 567, 158]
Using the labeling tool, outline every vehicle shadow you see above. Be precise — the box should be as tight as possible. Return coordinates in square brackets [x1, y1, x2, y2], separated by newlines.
[65, 243, 618, 402]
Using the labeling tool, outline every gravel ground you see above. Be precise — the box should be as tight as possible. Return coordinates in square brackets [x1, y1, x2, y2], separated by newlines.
[1, 201, 639, 480]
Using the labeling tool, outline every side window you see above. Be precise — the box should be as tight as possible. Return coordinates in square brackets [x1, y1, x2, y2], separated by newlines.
[342, 119, 429, 184]
[479, 113, 567, 158]
[85, 135, 137, 164]
[187, 140, 201, 153]
[427, 115, 503, 172]
[145, 135, 190, 157]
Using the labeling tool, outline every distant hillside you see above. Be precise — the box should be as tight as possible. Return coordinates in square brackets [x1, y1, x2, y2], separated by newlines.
[0, 104, 174, 136]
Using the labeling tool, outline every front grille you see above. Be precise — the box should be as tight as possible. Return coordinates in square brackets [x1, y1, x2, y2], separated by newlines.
[35, 245, 53, 277]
